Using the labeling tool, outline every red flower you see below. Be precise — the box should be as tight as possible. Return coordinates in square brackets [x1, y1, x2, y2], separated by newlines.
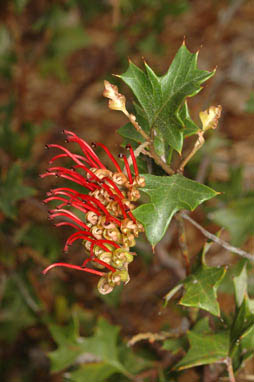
[41, 130, 145, 294]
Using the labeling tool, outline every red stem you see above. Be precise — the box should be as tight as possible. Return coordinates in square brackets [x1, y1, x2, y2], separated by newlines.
[94, 142, 122, 172]
[43, 262, 105, 276]
[122, 154, 133, 184]
[126, 144, 139, 177]
[64, 130, 106, 169]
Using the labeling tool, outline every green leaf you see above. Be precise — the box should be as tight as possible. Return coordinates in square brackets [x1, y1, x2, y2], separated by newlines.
[179, 101, 200, 138]
[230, 297, 254, 349]
[66, 363, 117, 382]
[233, 261, 248, 308]
[241, 325, 254, 359]
[180, 261, 226, 317]
[49, 313, 81, 372]
[210, 197, 254, 246]
[48, 316, 146, 378]
[192, 317, 211, 333]
[83, 318, 126, 373]
[0, 164, 35, 218]
[175, 329, 230, 370]
[175, 319, 230, 370]
[119, 43, 214, 152]
[118, 112, 149, 144]
[229, 268, 254, 370]
[162, 336, 188, 355]
[164, 284, 183, 306]
[133, 174, 217, 246]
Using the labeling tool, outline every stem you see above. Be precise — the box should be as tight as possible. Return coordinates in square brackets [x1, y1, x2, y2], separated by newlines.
[125, 112, 175, 175]
[179, 131, 205, 172]
[176, 214, 190, 275]
[224, 357, 236, 382]
[127, 113, 150, 141]
[181, 211, 254, 262]
[149, 143, 175, 175]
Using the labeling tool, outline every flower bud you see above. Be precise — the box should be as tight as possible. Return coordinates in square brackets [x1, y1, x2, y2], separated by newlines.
[122, 232, 136, 248]
[98, 252, 112, 265]
[91, 226, 103, 240]
[199, 105, 222, 131]
[93, 245, 104, 256]
[94, 169, 113, 179]
[107, 269, 130, 286]
[97, 276, 114, 295]
[134, 176, 146, 188]
[127, 188, 140, 201]
[103, 81, 128, 115]
[112, 172, 128, 186]
[112, 248, 134, 268]
[103, 227, 122, 243]
[86, 211, 98, 225]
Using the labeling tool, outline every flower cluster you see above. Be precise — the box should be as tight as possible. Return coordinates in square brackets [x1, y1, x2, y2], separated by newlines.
[41, 130, 145, 294]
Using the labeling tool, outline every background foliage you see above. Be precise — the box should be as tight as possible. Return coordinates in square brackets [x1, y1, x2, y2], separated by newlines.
[0, 1, 253, 381]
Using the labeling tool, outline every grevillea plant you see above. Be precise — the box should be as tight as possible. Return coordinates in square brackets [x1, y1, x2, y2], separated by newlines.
[41, 43, 254, 382]
[41, 131, 146, 294]
[41, 42, 222, 295]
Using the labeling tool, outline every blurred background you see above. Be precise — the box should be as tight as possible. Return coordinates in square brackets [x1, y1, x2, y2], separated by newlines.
[0, 0, 253, 381]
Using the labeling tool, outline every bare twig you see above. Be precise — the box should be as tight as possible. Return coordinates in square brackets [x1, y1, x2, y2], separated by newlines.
[224, 357, 236, 382]
[149, 142, 175, 175]
[176, 215, 190, 275]
[127, 113, 151, 142]
[181, 212, 254, 262]
[128, 318, 189, 346]
[128, 331, 174, 346]
[179, 131, 205, 172]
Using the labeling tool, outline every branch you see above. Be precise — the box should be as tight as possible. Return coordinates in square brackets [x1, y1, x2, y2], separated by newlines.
[181, 212, 254, 262]
[224, 357, 236, 382]
[149, 142, 175, 175]
[127, 115, 175, 175]
[178, 131, 205, 172]
[176, 214, 190, 275]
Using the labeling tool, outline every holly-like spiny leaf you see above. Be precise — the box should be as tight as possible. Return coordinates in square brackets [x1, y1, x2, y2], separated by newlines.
[119, 42, 214, 153]
[233, 261, 248, 308]
[164, 242, 226, 316]
[180, 258, 226, 317]
[133, 173, 218, 247]
[65, 363, 117, 382]
[230, 264, 254, 352]
[175, 328, 230, 370]
[48, 316, 147, 378]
